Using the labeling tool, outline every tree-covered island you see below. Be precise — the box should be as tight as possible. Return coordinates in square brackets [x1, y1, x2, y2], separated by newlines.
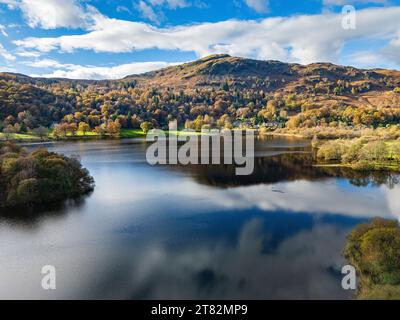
[0, 142, 94, 208]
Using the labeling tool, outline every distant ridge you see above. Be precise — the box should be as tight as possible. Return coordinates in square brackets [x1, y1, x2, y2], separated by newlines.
[120, 54, 400, 94]
[1, 55, 400, 102]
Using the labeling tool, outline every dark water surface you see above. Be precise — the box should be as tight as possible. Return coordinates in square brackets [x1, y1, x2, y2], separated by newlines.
[0, 137, 399, 299]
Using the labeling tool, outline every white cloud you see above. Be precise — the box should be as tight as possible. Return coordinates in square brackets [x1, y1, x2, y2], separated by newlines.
[21, 0, 94, 29]
[29, 60, 181, 79]
[381, 32, 400, 65]
[323, 0, 387, 5]
[13, 7, 400, 66]
[116, 5, 131, 14]
[1, 0, 99, 29]
[0, 0, 19, 9]
[0, 24, 8, 36]
[135, 0, 200, 24]
[138, 1, 162, 25]
[244, 0, 269, 13]
[24, 58, 64, 68]
[0, 66, 16, 72]
[344, 51, 396, 69]
[15, 50, 41, 58]
[0, 42, 15, 60]
[148, 0, 190, 9]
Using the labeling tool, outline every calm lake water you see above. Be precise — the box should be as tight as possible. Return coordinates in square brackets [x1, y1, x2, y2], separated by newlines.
[0, 136, 399, 299]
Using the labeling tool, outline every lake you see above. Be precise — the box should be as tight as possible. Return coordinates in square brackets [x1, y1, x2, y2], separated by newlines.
[0, 136, 399, 299]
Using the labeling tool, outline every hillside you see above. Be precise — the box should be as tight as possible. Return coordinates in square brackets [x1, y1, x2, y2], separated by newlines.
[1, 55, 400, 138]
[127, 54, 389, 84]
[126, 54, 296, 87]
[126, 54, 400, 109]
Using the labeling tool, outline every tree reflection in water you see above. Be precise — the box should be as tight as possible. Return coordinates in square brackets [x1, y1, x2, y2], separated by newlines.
[0, 198, 88, 228]
[171, 152, 399, 189]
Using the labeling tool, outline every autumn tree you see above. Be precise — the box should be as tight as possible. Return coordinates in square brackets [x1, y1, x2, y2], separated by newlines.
[140, 121, 153, 134]
[32, 126, 49, 141]
[106, 121, 121, 137]
[3, 125, 15, 140]
[78, 122, 90, 136]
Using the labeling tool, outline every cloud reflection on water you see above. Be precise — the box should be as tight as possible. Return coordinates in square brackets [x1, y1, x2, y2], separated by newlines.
[0, 218, 354, 299]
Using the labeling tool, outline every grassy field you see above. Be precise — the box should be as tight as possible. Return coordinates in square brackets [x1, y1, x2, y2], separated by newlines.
[171, 130, 206, 136]
[0, 128, 201, 141]
[48, 129, 145, 139]
[0, 132, 42, 141]
[120, 129, 146, 138]
[1, 129, 146, 141]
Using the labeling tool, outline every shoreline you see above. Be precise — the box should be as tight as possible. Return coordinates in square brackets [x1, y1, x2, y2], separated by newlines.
[4, 127, 399, 143]
[314, 162, 400, 171]
[263, 132, 309, 139]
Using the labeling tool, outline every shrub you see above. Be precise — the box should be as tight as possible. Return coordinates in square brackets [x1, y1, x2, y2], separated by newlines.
[361, 141, 389, 162]
[344, 218, 400, 299]
[342, 139, 364, 163]
[317, 140, 347, 161]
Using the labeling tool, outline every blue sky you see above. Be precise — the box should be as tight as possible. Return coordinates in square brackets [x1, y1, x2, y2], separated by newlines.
[0, 0, 399, 79]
